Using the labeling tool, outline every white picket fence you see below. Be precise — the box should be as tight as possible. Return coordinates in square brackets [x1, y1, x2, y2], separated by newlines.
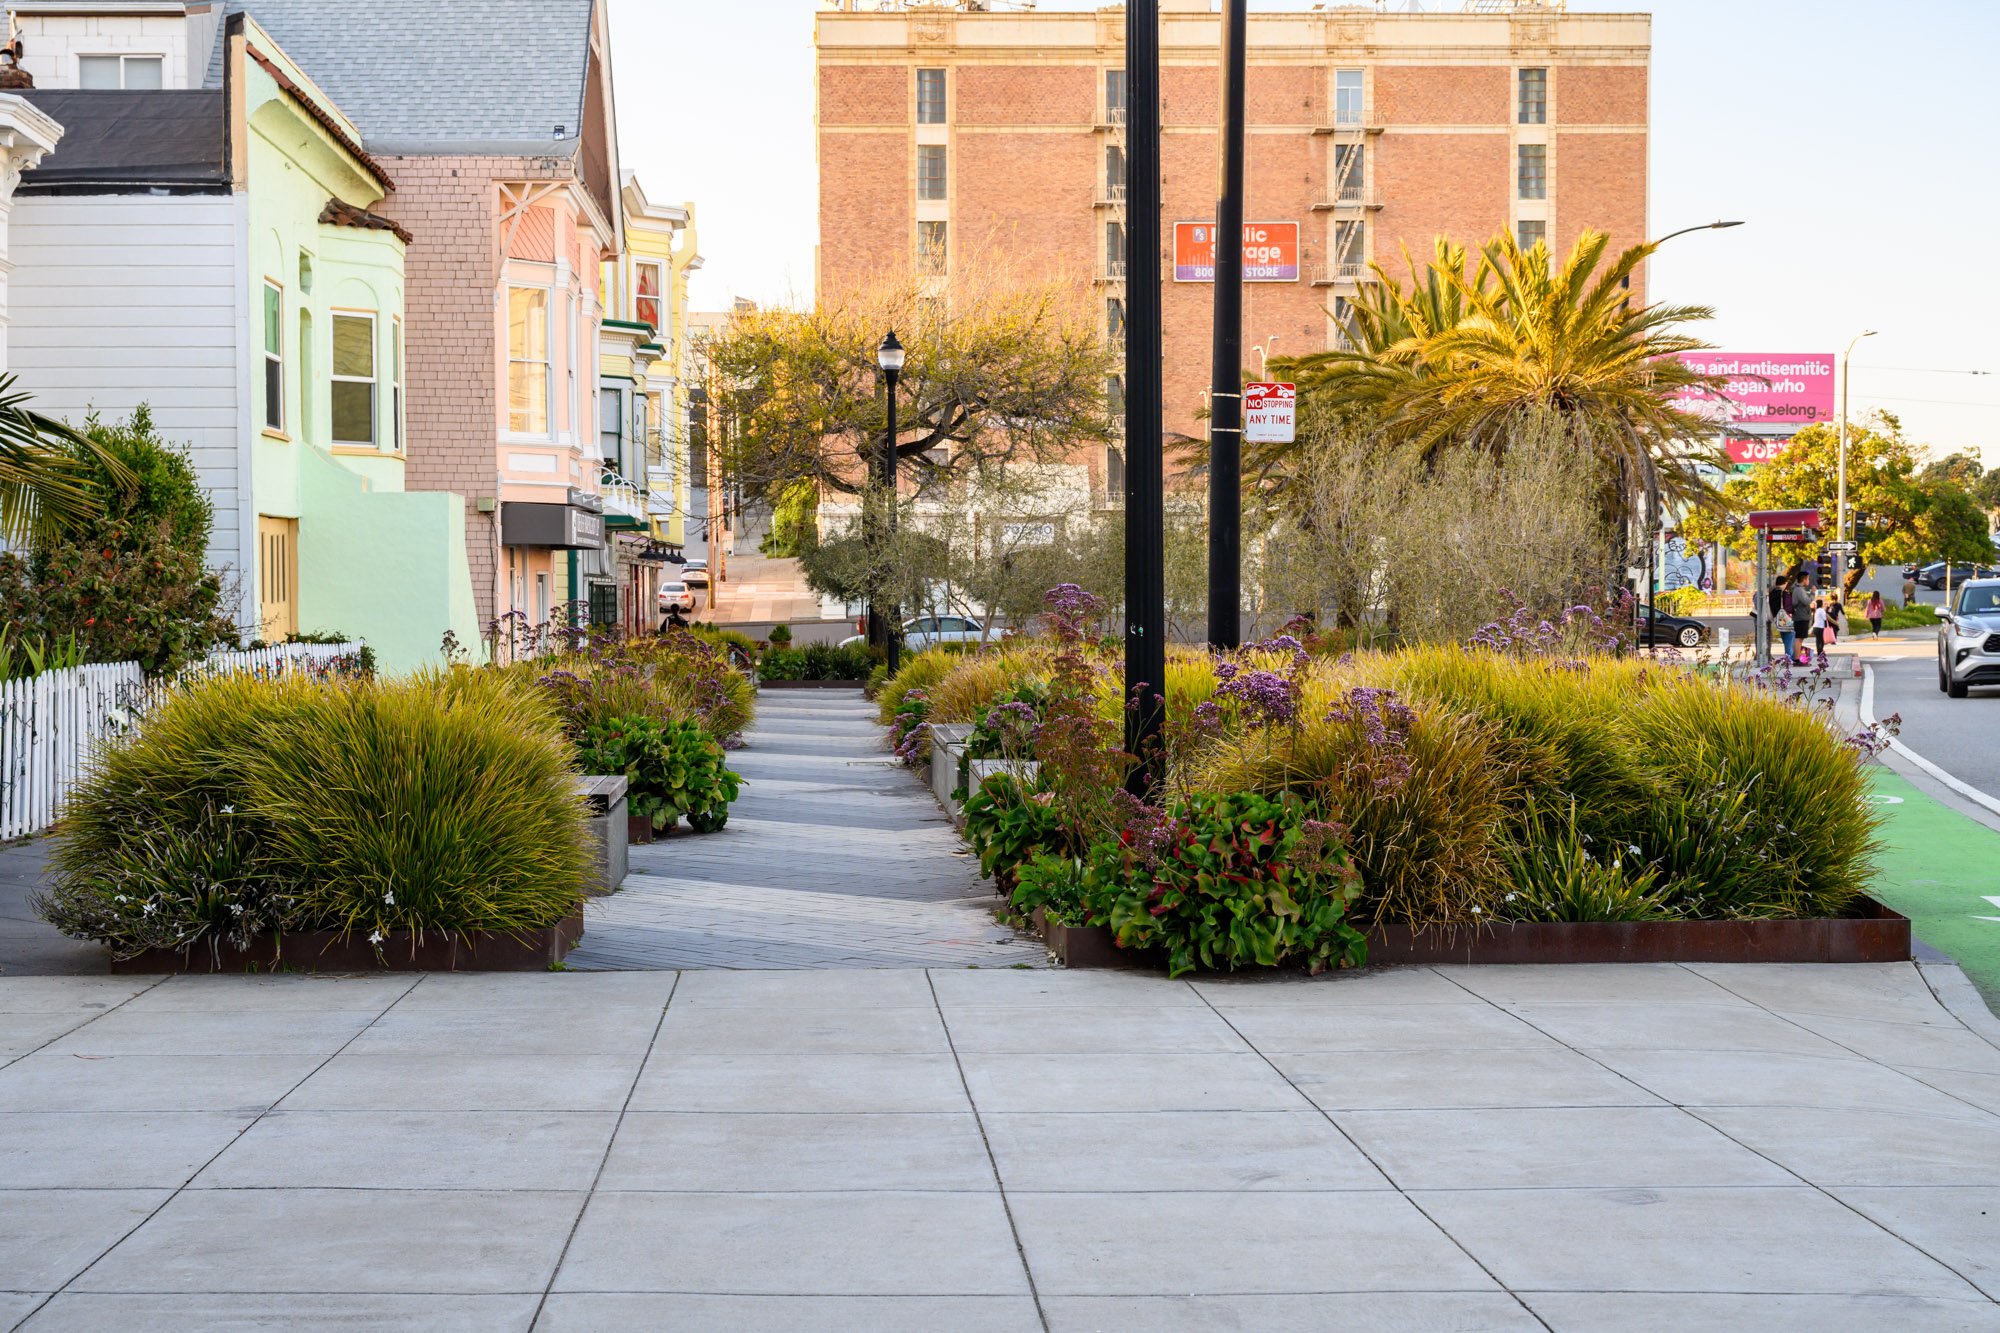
[0, 641, 365, 840]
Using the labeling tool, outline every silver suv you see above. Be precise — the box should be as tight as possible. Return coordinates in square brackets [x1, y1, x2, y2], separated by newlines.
[1937, 578, 2000, 697]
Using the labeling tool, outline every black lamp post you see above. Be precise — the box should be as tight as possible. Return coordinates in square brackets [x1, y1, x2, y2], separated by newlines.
[1123, 0, 1166, 795]
[877, 330, 906, 677]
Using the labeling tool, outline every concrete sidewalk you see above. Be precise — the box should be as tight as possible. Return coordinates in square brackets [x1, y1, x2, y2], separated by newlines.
[4, 962, 1999, 1329]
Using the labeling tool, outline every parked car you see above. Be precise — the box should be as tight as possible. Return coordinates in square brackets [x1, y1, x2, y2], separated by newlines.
[1912, 561, 1999, 591]
[1936, 578, 2000, 697]
[657, 581, 693, 613]
[1631, 604, 1707, 650]
[840, 614, 989, 653]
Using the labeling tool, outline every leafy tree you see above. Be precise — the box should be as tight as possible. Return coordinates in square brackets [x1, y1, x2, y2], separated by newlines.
[1681, 413, 1995, 582]
[1975, 468, 2000, 514]
[703, 267, 1117, 502]
[0, 407, 231, 674]
[0, 374, 126, 543]
[1274, 229, 1727, 532]
[1922, 451, 1984, 488]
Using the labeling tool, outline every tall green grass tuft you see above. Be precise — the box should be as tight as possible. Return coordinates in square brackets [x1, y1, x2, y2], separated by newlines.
[876, 648, 965, 727]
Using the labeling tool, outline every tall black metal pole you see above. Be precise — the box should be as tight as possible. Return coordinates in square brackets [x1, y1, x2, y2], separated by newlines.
[1123, 0, 1166, 796]
[1206, 0, 1246, 650]
[882, 365, 901, 677]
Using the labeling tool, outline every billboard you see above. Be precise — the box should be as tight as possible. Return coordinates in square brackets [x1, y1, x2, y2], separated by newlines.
[1173, 222, 1299, 283]
[1668, 353, 1836, 428]
[1725, 436, 1790, 467]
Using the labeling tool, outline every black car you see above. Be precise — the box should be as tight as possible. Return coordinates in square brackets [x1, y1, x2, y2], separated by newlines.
[1632, 605, 1707, 649]
[1911, 561, 2000, 591]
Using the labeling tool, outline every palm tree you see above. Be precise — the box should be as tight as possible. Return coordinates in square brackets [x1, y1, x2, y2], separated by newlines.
[0, 375, 121, 544]
[1276, 229, 1726, 532]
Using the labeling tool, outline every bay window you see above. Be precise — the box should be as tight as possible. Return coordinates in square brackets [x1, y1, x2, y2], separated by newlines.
[507, 286, 551, 435]
[331, 312, 377, 446]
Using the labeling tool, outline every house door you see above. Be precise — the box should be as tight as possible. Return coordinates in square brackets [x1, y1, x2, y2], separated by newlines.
[258, 515, 299, 641]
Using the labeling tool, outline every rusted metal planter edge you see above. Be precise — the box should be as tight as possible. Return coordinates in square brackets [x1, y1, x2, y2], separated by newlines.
[756, 679, 867, 690]
[1035, 898, 1910, 970]
[109, 909, 587, 974]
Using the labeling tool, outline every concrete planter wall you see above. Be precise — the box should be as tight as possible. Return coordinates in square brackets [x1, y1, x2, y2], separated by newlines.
[109, 910, 588, 974]
[575, 775, 629, 896]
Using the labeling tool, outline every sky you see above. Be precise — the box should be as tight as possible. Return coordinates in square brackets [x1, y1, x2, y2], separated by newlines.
[610, 0, 2000, 465]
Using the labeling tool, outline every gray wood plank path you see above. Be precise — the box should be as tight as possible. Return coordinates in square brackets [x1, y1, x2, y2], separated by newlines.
[566, 689, 1048, 970]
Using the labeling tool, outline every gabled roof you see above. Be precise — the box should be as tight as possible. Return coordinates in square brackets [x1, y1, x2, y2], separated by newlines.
[14, 90, 228, 194]
[204, 0, 597, 156]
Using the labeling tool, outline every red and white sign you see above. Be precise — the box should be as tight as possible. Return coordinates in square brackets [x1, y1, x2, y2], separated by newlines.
[1243, 382, 1296, 445]
[1174, 222, 1300, 283]
[1725, 436, 1790, 466]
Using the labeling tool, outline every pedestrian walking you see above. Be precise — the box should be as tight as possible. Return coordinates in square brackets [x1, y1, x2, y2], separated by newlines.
[1902, 574, 1917, 608]
[1865, 590, 1885, 637]
[1826, 596, 1844, 647]
[1788, 576, 1815, 663]
[1768, 575, 1791, 658]
[1811, 598, 1829, 661]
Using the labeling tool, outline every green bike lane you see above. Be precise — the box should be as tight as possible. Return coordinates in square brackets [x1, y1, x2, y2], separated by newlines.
[1868, 766, 2000, 1010]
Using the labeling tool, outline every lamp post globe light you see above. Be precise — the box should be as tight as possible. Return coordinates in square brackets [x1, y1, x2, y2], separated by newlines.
[876, 331, 905, 676]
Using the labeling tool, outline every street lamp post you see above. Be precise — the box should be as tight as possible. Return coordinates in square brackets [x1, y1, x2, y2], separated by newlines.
[1123, 0, 1167, 796]
[1641, 219, 1745, 653]
[1205, 0, 1248, 651]
[1835, 329, 1878, 596]
[876, 330, 905, 677]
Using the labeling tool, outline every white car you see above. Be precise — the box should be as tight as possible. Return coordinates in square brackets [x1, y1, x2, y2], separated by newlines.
[681, 560, 710, 589]
[841, 614, 989, 653]
[658, 581, 693, 613]
[1937, 578, 2000, 698]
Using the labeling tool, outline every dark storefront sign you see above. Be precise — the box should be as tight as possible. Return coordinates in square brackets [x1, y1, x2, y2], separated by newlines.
[500, 501, 605, 551]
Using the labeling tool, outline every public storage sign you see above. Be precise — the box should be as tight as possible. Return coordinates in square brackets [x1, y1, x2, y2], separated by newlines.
[1174, 222, 1300, 282]
[1243, 382, 1296, 445]
[1668, 352, 1836, 427]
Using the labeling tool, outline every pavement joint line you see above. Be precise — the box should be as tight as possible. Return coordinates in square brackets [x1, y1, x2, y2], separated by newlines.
[21, 972, 428, 1324]
[1182, 968, 1553, 1328]
[1863, 665, 2000, 820]
[926, 967, 1050, 1332]
[0, 971, 171, 1076]
[1463, 962, 2000, 1304]
[530, 969, 681, 1327]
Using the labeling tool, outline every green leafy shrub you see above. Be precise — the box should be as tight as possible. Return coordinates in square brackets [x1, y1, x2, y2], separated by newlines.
[766, 623, 793, 645]
[689, 623, 759, 663]
[962, 771, 1064, 890]
[761, 642, 873, 681]
[41, 670, 591, 958]
[1061, 792, 1367, 978]
[580, 714, 742, 833]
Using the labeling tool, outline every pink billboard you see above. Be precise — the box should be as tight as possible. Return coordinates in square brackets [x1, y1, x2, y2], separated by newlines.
[1668, 353, 1836, 427]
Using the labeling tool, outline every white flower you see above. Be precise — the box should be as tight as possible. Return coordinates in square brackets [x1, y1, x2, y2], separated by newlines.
[142, 902, 156, 915]
[368, 930, 384, 946]
[220, 804, 235, 815]
[115, 895, 127, 904]
[1471, 905, 1483, 914]
[1505, 893, 1517, 902]
[1628, 843, 1642, 856]
[383, 891, 395, 906]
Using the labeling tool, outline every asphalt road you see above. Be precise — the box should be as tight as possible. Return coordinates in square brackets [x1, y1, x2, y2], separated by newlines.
[1869, 651, 2000, 801]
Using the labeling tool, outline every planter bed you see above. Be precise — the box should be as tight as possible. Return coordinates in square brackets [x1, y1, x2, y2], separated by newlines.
[756, 679, 866, 690]
[108, 910, 586, 974]
[1032, 898, 1909, 970]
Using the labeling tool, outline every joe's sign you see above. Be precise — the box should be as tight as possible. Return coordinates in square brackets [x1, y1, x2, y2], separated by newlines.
[1174, 222, 1300, 283]
[1669, 353, 1836, 427]
[1725, 437, 1790, 467]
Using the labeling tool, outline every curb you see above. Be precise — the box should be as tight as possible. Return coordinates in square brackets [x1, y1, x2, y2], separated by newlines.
[1916, 959, 2000, 1050]
[1861, 666, 2000, 820]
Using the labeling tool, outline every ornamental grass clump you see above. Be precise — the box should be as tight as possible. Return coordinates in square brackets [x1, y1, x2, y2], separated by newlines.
[41, 669, 591, 959]
[876, 648, 963, 726]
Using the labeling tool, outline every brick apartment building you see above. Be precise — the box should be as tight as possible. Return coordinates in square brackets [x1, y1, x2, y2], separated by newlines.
[815, 0, 1650, 486]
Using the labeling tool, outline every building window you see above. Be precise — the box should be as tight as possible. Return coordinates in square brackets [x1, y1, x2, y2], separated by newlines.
[1106, 220, 1126, 277]
[1517, 144, 1547, 200]
[78, 54, 163, 89]
[633, 393, 650, 470]
[917, 144, 947, 200]
[330, 312, 377, 446]
[1105, 143, 1126, 200]
[1335, 219, 1365, 273]
[1105, 445, 1126, 497]
[1517, 219, 1547, 251]
[297, 310, 313, 444]
[916, 68, 946, 124]
[917, 220, 948, 275]
[566, 291, 579, 442]
[1335, 143, 1364, 201]
[261, 281, 283, 433]
[635, 261, 662, 330]
[1107, 297, 1125, 341]
[1335, 69, 1364, 127]
[600, 385, 624, 463]
[536, 572, 551, 625]
[1106, 375, 1124, 418]
[391, 318, 404, 452]
[649, 392, 669, 484]
[588, 581, 618, 629]
[1518, 68, 1547, 125]
[507, 286, 550, 434]
[1106, 69, 1127, 124]
[1332, 296, 1354, 350]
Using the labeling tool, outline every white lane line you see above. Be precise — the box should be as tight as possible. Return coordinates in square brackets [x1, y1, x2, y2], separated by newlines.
[1863, 664, 2000, 819]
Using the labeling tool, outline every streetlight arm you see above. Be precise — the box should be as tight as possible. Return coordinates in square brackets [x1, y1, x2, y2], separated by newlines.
[1650, 219, 1746, 247]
